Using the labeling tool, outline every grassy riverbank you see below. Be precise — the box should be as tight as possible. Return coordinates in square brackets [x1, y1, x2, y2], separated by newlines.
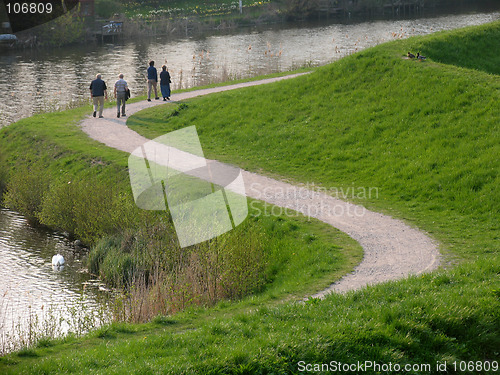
[0, 75, 360, 345]
[1, 22, 499, 373]
[120, 0, 498, 24]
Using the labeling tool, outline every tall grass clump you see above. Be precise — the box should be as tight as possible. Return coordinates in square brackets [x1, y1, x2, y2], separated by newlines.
[2, 164, 51, 223]
[0, 149, 7, 196]
[0, 294, 111, 356]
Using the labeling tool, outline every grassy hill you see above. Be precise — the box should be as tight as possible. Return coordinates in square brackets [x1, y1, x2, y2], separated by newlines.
[1, 21, 499, 374]
[129, 21, 499, 263]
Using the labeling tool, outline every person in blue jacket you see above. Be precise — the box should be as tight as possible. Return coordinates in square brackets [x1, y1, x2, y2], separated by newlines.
[147, 60, 159, 101]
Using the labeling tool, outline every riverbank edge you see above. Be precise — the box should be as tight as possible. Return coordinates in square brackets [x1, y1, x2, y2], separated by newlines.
[0, 69, 363, 351]
[11, 1, 500, 49]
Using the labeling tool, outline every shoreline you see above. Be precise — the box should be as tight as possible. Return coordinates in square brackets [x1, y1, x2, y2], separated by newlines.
[9, 1, 500, 49]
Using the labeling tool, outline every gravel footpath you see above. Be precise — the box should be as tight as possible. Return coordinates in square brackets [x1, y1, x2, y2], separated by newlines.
[80, 73, 440, 298]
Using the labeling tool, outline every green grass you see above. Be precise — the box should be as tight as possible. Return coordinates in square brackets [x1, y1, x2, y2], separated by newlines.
[0, 66, 361, 341]
[0, 108, 361, 289]
[128, 21, 500, 263]
[1, 21, 499, 373]
[1, 259, 498, 373]
[415, 22, 500, 75]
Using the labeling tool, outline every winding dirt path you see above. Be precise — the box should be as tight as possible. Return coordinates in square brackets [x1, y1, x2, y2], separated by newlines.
[80, 73, 440, 298]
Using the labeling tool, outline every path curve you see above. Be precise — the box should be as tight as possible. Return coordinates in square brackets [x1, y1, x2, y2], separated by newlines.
[80, 73, 440, 298]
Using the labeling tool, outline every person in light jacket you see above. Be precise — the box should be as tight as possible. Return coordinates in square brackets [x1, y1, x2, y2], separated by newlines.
[114, 73, 128, 118]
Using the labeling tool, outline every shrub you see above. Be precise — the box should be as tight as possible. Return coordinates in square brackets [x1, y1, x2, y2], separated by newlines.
[37, 179, 79, 235]
[218, 225, 267, 299]
[87, 218, 269, 321]
[38, 175, 139, 245]
[277, 0, 317, 19]
[36, 8, 85, 47]
[2, 164, 51, 222]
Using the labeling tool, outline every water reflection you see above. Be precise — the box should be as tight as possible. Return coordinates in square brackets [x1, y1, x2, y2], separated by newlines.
[0, 12, 498, 128]
[0, 208, 109, 353]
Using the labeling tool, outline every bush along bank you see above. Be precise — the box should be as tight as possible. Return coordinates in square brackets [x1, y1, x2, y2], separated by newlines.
[0, 106, 361, 323]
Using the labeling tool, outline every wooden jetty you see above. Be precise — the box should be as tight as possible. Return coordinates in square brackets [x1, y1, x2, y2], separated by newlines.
[93, 20, 123, 42]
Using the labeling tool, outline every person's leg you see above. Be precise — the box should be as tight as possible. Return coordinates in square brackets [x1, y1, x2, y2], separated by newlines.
[160, 85, 167, 99]
[154, 82, 159, 99]
[166, 84, 171, 99]
[116, 96, 121, 117]
[148, 80, 153, 100]
[98, 96, 105, 117]
[120, 93, 126, 115]
[92, 97, 99, 116]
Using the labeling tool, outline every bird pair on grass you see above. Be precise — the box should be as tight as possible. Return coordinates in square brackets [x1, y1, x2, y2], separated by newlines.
[407, 51, 426, 60]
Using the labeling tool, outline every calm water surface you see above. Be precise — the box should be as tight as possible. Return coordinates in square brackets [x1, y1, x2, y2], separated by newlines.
[0, 208, 109, 353]
[0, 11, 499, 351]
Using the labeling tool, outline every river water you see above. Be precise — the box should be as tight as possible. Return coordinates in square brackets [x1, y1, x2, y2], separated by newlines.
[0, 208, 110, 353]
[0, 11, 499, 352]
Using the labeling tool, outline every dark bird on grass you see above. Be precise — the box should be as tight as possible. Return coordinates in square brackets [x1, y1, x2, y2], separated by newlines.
[407, 52, 415, 58]
[417, 52, 426, 60]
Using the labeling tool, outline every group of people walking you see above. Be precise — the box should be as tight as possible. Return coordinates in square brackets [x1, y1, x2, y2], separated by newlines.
[147, 60, 172, 102]
[89, 60, 171, 119]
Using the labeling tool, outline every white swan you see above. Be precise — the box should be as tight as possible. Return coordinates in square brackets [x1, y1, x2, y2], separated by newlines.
[51, 254, 65, 267]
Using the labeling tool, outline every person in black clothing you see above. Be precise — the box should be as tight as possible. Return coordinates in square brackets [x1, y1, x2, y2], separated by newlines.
[160, 65, 171, 101]
[89, 73, 107, 118]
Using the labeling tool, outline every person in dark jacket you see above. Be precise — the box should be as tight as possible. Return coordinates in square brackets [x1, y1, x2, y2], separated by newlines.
[89, 73, 107, 118]
[160, 65, 171, 101]
[147, 60, 159, 101]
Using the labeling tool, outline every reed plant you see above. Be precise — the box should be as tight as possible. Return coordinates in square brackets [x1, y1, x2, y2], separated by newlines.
[0, 293, 111, 356]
